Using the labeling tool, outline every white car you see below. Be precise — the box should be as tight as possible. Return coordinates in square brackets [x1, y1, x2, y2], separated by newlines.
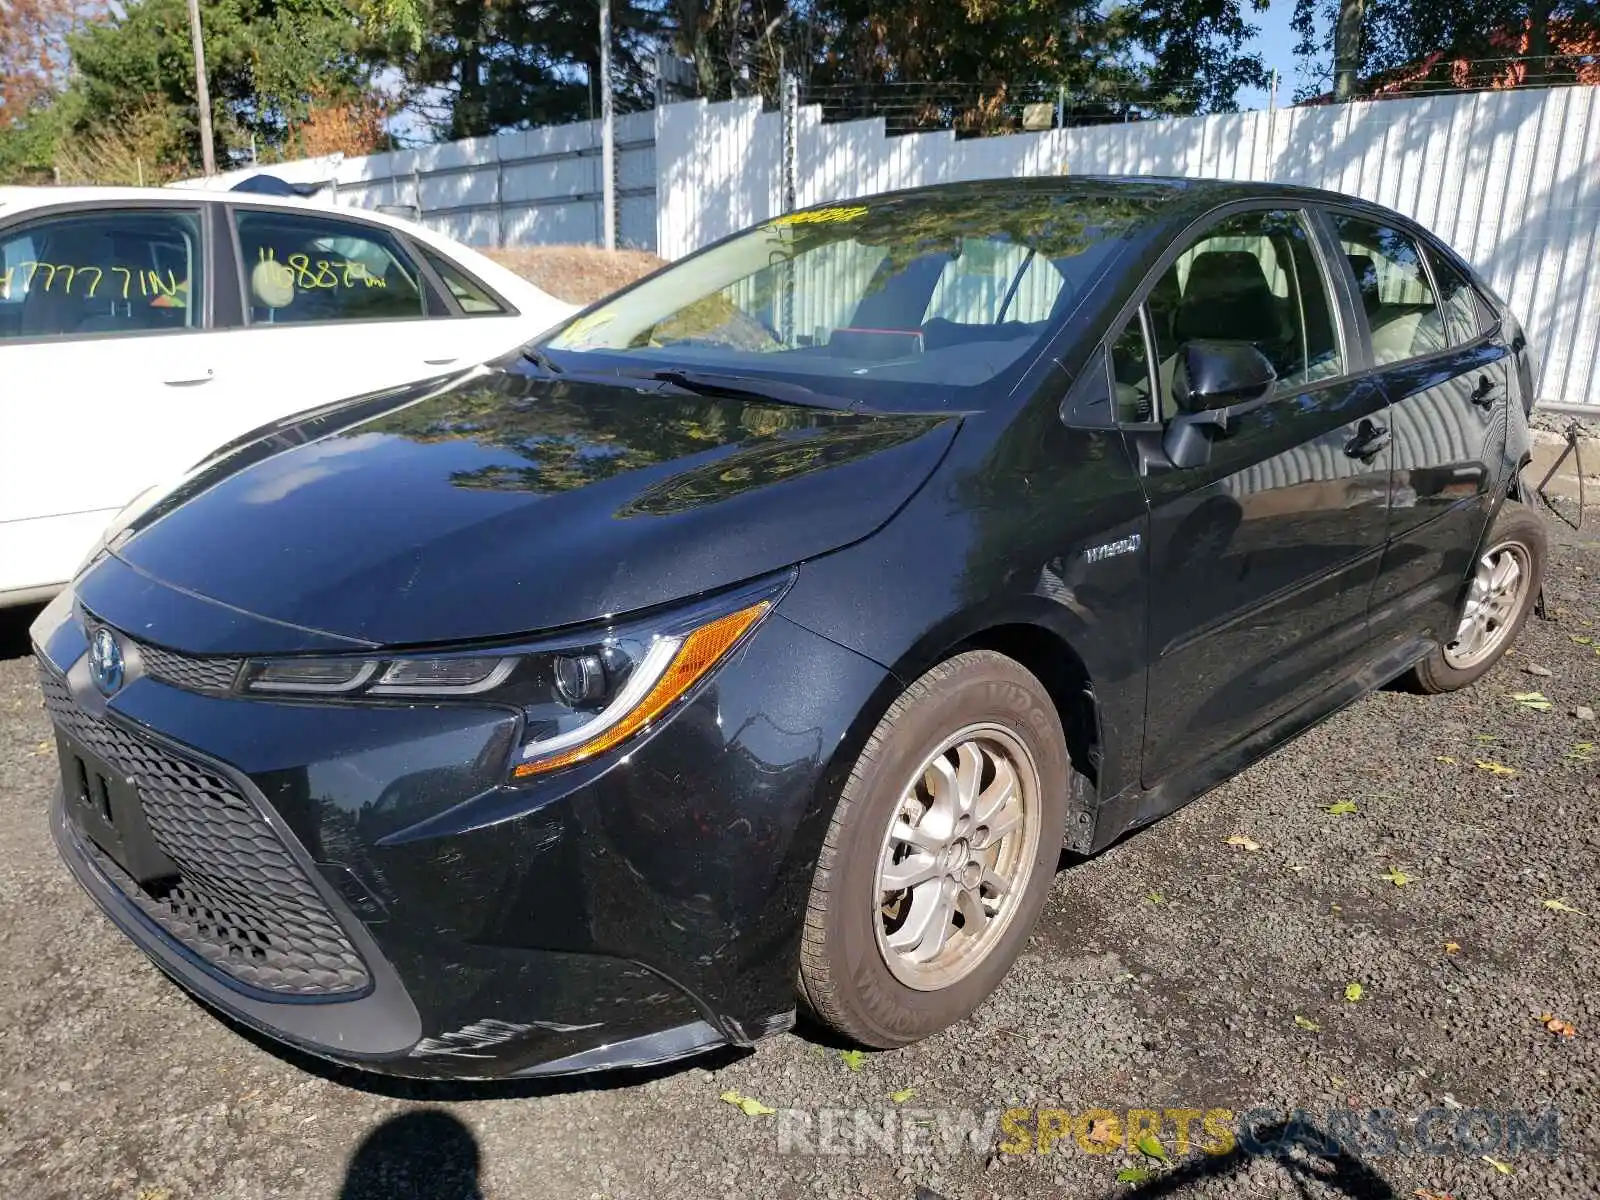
[0, 185, 577, 607]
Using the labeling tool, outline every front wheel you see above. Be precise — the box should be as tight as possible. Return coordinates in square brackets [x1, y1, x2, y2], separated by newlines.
[797, 651, 1069, 1048]
[1406, 498, 1547, 693]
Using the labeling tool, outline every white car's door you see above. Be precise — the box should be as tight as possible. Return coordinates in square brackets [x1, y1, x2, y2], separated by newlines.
[0, 203, 214, 600]
[190, 206, 536, 457]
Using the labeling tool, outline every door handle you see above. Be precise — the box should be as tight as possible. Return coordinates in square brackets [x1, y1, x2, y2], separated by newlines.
[1470, 374, 1501, 409]
[1344, 419, 1392, 462]
[162, 367, 214, 386]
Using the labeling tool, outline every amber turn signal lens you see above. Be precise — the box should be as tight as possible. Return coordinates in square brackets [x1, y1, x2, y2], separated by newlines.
[512, 600, 771, 778]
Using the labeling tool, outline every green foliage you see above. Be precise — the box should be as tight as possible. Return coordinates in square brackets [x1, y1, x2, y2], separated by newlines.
[414, 0, 665, 139]
[0, 0, 393, 182]
[1292, 0, 1600, 99]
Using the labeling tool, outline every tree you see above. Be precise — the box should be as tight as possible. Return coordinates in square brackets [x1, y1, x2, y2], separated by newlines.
[0, 0, 80, 128]
[678, 0, 1269, 129]
[48, 0, 394, 175]
[1293, 0, 1600, 98]
[413, 0, 663, 140]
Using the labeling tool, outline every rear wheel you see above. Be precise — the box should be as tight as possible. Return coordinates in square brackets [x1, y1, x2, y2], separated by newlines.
[797, 651, 1069, 1047]
[1406, 499, 1547, 693]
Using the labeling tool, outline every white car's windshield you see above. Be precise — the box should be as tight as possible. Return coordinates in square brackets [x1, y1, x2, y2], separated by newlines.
[546, 187, 1159, 393]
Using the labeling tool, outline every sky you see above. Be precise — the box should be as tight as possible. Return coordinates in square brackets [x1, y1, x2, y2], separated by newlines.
[1238, 1, 1316, 110]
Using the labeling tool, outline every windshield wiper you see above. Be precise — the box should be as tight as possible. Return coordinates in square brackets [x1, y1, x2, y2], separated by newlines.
[645, 368, 862, 412]
[521, 346, 565, 375]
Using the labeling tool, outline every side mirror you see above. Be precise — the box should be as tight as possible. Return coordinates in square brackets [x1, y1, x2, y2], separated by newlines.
[1173, 340, 1277, 413]
[1162, 341, 1278, 470]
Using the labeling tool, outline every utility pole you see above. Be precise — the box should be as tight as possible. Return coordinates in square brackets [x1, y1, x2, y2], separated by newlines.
[186, 0, 216, 175]
[599, 0, 616, 250]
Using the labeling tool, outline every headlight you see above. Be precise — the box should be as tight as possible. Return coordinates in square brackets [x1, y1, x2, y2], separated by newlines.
[240, 577, 788, 778]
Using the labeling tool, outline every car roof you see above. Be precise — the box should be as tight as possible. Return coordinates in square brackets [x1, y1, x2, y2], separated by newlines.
[818, 173, 1411, 221]
[0, 183, 425, 232]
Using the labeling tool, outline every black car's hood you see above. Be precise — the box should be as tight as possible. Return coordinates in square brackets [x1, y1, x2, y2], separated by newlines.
[102, 366, 958, 649]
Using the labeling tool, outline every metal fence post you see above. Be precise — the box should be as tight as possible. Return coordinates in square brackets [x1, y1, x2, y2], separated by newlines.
[781, 70, 799, 214]
[600, 0, 616, 250]
[495, 137, 507, 248]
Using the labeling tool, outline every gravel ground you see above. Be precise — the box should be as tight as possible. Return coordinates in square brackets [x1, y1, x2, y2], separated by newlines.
[0, 519, 1595, 1200]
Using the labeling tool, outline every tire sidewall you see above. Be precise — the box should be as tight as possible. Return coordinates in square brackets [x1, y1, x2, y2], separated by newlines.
[821, 658, 1069, 1046]
[1425, 501, 1548, 690]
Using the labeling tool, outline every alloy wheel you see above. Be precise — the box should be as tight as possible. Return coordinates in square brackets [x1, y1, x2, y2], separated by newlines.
[874, 723, 1042, 991]
[1443, 538, 1533, 670]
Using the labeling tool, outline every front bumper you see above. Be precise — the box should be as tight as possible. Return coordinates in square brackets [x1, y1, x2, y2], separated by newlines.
[33, 582, 892, 1079]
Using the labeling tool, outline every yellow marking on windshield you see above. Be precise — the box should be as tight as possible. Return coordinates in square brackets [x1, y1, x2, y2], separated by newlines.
[770, 205, 869, 226]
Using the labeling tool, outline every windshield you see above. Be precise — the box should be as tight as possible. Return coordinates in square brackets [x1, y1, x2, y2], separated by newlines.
[546, 187, 1158, 402]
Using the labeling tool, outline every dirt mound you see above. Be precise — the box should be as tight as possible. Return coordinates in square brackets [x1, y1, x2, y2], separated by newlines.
[484, 245, 665, 305]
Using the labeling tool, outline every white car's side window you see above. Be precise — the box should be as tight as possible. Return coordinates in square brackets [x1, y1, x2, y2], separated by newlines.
[416, 245, 508, 316]
[0, 209, 203, 341]
[233, 209, 427, 326]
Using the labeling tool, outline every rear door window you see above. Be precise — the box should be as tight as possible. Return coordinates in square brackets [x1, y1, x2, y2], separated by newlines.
[419, 246, 508, 315]
[1423, 248, 1484, 347]
[232, 209, 426, 325]
[0, 209, 203, 340]
[1330, 214, 1447, 365]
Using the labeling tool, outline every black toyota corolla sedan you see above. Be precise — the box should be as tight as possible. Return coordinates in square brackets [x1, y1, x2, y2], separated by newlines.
[33, 177, 1546, 1079]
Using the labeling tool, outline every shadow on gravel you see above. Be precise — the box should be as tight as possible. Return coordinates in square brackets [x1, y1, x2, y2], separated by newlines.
[340, 1109, 483, 1200]
[1103, 1120, 1396, 1200]
[0, 603, 44, 660]
[208, 1002, 753, 1101]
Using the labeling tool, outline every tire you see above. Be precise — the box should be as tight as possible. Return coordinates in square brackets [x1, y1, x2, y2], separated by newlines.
[797, 650, 1070, 1048]
[1406, 498, 1547, 694]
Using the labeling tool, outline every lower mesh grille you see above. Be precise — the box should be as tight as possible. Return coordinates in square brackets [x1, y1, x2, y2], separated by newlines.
[40, 663, 370, 997]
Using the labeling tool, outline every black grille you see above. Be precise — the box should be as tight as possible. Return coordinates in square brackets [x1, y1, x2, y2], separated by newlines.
[39, 664, 370, 997]
[136, 641, 244, 694]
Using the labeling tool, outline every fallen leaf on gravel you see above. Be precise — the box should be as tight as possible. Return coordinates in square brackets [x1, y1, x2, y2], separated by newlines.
[1324, 801, 1358, 815]
[136, 1190, 171, 1200]
[1474, 759, 1517, 776]
[1577, 706, 1596, 722]
[1444, 942, 1461, 954]
[1542, 898, 1586, 915]
[1345, 983, 1365, 1002]
[1413, 1190, 1454, 1200]
[1117, 1167, 1158, 1184]
[1226, 835, 1261, 851]
[1471, 733, 1498, 742]
[1381, 868, 1415, 886]
[1523, 663, 1554, 677]
[1134, 1132, 1171, 1163]
[1571, 635, 1593, 645]
[838, 1049, 866, 1072]
[1294, 1015, 1322, 1031]
[1287, 863, 1308, 873]
[719, 1090, 776, 1116]
[1539, 1013, 1577, 1038]
[1087, 1117, 1119, 1146]
[1434, 755, 1458, 764]
[1481, 1155, 1514, 1175]
[1511, 691, 1553, 711]
[1144, 890, 1165, 905]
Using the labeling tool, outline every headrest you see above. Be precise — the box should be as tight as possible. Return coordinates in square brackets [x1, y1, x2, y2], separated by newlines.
[1174, 250, 1277, 345]
[250, 258, 296, 309]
